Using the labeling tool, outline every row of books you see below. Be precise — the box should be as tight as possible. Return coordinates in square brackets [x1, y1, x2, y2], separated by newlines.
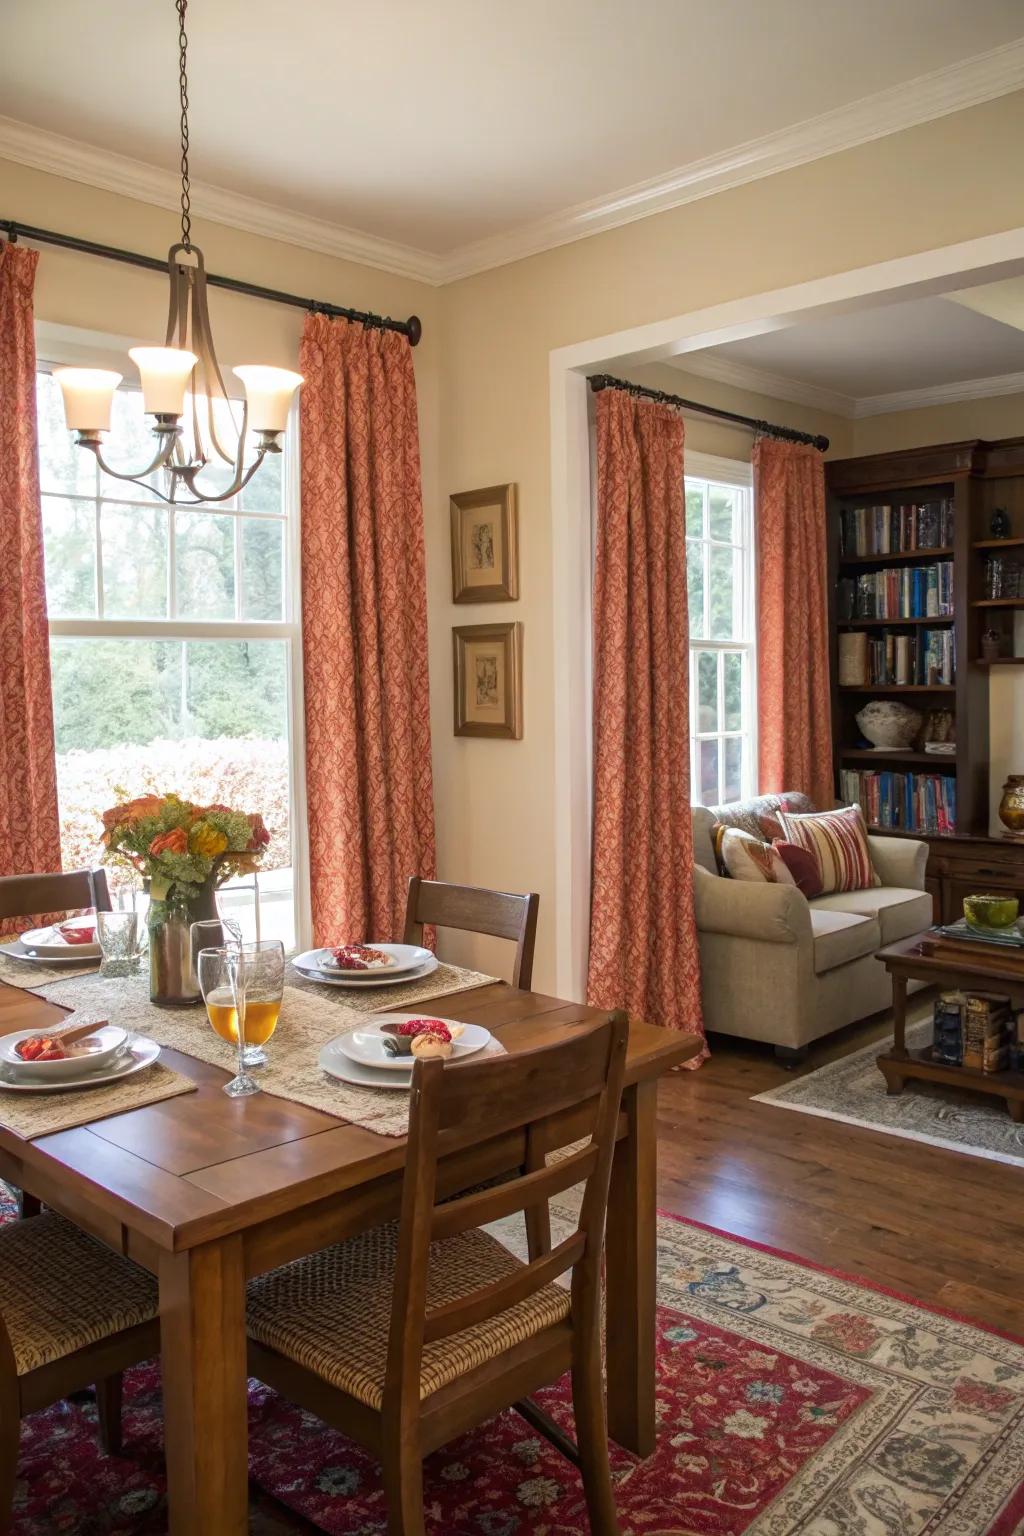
[839, 770, 956, 834]
[933, 991, 1022, 1074]
[838, 627, 955, 686]
[839, 499, 955, 556]
[837, 561, 954, 621]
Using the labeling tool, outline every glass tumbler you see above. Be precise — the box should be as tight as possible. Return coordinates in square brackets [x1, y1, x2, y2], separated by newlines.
[96, 909, 140, 979]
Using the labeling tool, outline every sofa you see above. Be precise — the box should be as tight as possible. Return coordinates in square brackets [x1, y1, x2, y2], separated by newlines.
[692, 793, 932, 1060]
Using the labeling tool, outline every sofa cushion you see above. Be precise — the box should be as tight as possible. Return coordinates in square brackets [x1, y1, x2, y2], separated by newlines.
[778, 804, 880, 893]
[810, 886, 933, 945]
[720, 827, 795, 884]
[710, 791, 815, 844]
[810, 908, 881, 974]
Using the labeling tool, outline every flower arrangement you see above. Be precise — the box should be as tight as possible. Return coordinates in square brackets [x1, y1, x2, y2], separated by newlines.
[101, 792, 271, 906]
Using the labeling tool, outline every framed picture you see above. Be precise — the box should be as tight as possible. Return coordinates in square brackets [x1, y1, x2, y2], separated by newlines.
[450, 483, 519, 603]
[453, 622, 523, 739]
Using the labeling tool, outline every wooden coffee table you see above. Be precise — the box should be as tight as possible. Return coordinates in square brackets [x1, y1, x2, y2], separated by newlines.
[877, 930, 1024, 1121]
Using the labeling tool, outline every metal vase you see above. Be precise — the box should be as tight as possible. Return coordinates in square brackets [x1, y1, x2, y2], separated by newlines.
[147, 881, 221, 1008]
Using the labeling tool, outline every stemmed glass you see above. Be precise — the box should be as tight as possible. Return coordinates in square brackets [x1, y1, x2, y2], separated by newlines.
[197, 946, 258, 1097]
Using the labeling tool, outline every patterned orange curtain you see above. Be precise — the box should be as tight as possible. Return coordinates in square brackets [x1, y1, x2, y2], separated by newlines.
[0, 244, 61, 929]
[299, 314, 436, 943]
[587, 389, 705, 1061]
[754, 436, 833, 809]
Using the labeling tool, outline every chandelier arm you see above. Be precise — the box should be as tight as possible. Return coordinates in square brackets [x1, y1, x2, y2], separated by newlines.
[171, 442, 273, 505]
[78, 431, 179, 488]
[192, 257, 245, 466]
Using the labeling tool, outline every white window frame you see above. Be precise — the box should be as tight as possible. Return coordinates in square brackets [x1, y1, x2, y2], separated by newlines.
[34, 322, 311, 950]
[685, 450, 758, 807]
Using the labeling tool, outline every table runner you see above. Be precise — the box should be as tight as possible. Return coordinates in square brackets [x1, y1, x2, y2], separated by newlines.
[14, 960, 499, 1139]
[0, 1059, 197, 1140]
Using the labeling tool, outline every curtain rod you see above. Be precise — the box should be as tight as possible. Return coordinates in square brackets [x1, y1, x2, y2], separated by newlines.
[0, 217, 422, 346]
[589, 372, 829, 451]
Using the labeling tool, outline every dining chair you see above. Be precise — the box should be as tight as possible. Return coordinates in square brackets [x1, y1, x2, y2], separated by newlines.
[247, 1010, 630, 1536]
[0, 1211, 160, 1524]
[402, 876, 540, 989]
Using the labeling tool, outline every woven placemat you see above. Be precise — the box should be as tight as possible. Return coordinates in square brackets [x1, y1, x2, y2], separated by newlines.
[0, 946, 99, 991]
[31, 962, 499, 1139]
[0, 1056, 197, 1140]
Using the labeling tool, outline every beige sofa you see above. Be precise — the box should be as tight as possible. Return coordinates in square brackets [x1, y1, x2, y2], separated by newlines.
[692, 796, 931, 1061]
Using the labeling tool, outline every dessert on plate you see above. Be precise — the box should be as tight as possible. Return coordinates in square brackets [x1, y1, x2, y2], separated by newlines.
[380, 1018, 465, 1059]
[323, 944, 395, 972]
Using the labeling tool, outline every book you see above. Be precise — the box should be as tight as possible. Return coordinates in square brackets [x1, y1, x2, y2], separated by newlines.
[839, 631, 869, 686]
[963, 992, 1012, 1072]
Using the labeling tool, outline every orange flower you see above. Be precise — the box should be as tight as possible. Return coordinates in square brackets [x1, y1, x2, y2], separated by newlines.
[148, 827, 188, 859]
[103, 794, 165, 832]
[247, 813, 271, 851]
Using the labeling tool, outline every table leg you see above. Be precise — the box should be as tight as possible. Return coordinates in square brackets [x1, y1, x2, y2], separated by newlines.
[890, 974, 909, 1058]
[159, 1234, 248, 1535]
[605, 1077, 656, 1457]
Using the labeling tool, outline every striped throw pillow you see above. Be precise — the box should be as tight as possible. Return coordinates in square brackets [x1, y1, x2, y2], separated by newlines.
[776, 804, 880, 894]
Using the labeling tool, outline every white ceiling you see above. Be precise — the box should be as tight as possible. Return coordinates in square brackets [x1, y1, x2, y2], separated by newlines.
[1, 0, 1024, 275]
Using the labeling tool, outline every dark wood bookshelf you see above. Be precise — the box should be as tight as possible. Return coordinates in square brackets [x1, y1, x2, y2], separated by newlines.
[976, 656, 1024, 666]
[837, 615, 954, 627]
[838, 546, 953, 566]
[973, 598, 1024, 608]
[838, 684, 955, 694]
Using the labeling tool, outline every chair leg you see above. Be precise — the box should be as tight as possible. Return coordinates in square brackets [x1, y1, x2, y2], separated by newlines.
[17, 1192, 41, 1220]
[95, 1375, 123, 1456]
[572, 1333, 621, 1536]
[0, 1384, 18, 1533]
[381, 1442, 425, 1536]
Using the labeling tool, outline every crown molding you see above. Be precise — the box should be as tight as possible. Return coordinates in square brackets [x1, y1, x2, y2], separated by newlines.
[0, 115, 446, 285]
[672, 350, 856, 418]
[854, 370, 1024, 417]
[2, 36, 1023, 287]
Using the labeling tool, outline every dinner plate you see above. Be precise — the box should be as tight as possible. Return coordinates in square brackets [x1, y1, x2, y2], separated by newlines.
[333, 1016, 492, 1072]
[318, 1041, 412, 1092]
[292, 955, 438, 989]
[296, 944, 433, 979]
[17, 923, 102, 960]
[0, 1036, 160, 1093]
[0, 1024, 130, 1082]
[0, 938, 100, 967]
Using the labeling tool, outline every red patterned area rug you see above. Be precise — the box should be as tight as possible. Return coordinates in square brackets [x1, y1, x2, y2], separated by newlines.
[6, 1186, 1024, 1535]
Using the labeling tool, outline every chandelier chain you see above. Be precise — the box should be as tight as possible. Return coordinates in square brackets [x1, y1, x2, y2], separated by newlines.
[176, 0, 192, 250]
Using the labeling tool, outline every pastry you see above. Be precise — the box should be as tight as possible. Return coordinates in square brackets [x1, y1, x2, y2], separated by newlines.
[410, 1031, 453, 1061]
[325, 944, 394, 971]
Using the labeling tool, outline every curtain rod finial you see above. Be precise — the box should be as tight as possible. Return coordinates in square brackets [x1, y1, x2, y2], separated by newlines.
[406, 315, 422, 347]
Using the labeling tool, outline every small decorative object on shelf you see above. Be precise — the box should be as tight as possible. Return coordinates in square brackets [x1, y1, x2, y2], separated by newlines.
[101, 793, 270, 1006]
[991, 507, 1011, 539]
[963, 892, 1020, 930]
[998, 775, 1024, 837]
[855, 699, 922, 750]
[981, 627, 1003, 663]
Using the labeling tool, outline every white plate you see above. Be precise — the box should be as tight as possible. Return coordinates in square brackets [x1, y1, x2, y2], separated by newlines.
[318, 1041, 412, 1092]
[292, 955, 438, 989]
[296, 944, 433, 979]
[0, 939, 100, 967]
[334, 1016, 492, 1072]
[0, 1024, 129, 1082]
[17, 923, 102, 960]
[0, 1036, 160, 1093]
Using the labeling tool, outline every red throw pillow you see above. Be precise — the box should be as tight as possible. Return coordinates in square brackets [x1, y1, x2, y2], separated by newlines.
[773, 840, 823, 899]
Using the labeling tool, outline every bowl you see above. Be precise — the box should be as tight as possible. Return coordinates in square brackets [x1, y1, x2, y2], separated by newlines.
[0, 1024, 129, 1081]
[963, 893, 1020, 931]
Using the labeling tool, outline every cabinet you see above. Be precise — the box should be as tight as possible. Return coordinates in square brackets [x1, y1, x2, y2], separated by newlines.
[916, 833, 1024, 924]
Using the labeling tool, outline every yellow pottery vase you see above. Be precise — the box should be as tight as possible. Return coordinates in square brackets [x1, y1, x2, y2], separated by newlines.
[998, 775, 1024, 835]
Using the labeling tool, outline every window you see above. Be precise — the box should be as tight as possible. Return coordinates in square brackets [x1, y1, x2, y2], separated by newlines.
[684, 455, 756, 807]
[36, 367, 306, 948]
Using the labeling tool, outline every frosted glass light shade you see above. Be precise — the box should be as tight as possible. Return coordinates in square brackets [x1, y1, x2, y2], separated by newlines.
[233, 366, 303, 433]
[54, 368, 123, 432]
[128, 347, 197, 416]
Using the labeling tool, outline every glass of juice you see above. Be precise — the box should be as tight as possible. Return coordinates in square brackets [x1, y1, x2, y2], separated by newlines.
[198, 941, 284, 1095]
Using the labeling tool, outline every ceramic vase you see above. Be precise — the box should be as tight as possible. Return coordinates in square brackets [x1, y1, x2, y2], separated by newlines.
[999, 775, 1024, 836]
[147, 878, 220, 1007]
[855, 699, 922, 751]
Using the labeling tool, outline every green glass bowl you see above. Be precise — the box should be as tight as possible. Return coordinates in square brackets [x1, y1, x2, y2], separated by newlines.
[963, 893, 1020, 930]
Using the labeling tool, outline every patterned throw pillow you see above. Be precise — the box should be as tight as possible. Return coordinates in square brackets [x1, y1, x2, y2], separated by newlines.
[776, 804, 880, 894]
[772, 840, 823, 898]
[719, 827, 796, 885]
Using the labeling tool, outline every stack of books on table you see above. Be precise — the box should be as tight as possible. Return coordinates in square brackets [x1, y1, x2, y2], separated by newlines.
[931, 991, 1016, 1072]
[937, 918, 1024, 948]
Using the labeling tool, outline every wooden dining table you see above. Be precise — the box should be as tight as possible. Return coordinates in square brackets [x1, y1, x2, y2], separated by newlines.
[0, 975, 698, 1534]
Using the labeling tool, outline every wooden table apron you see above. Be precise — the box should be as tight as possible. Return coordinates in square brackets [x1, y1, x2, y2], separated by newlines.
[0, 978, 695, 1535]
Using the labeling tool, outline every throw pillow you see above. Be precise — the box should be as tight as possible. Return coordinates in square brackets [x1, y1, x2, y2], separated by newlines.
[773, 839, 824, 898]
[719, 827, 796, 885]
[776, 804, 880, 894]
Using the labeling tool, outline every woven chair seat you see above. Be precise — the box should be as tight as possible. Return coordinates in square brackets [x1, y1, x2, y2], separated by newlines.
[247, 1223, 571, 1410]
[1, 1212, 158, 1376]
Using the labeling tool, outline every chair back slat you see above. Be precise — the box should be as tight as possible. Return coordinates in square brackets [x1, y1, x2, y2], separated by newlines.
[0, 869, 112, 923]
[403, 876, 539, 988]
[430, 1143, 598, 1242]
[422, 1233, 585, 1345]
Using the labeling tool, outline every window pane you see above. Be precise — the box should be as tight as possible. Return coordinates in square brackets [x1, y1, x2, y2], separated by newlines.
[697, 651, 718, 733]
[175, 510, 236, 619]
[239, 450, 283, 514]
[240, 517, 284, 621]
[41, 496, 96, 618]
[685, 483, 704, 538]
[709, 484, 740, 543]
[100, 503, 168, 619]
[686, 539, 705, 639]
[699, 739, 719, 807]
[99, 388, 163, 503]
[709, 544, 739, 640]
[36, 373, 96, 497]
[723, 652, 743, 732]
[724, 737, 743, 803]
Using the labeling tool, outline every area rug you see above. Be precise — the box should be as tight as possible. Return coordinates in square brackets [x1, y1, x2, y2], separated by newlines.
[753, 1008, 1024, 1170]
[6, 1183, 1024, 1534]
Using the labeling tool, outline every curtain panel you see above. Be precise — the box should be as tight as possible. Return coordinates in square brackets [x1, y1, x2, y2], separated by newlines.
[587, 389, 706, 1061]
[753, 436, 833, 810]
[0, 243, 61, 929]
[299, 314, 436, 943]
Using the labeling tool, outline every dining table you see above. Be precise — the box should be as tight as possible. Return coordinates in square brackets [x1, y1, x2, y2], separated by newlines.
[0, 971, 698, 1534]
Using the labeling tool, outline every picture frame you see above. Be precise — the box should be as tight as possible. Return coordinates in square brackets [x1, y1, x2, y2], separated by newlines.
[453, 622, 523, 739]
[450, 483, 519, 603]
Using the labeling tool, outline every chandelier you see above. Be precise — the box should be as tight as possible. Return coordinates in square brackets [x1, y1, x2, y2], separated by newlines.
[54, 0, 302, 505]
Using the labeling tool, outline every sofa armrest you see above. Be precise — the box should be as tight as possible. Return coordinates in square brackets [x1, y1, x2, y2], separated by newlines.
[867, 834, 928, 891]
[692, 864, 812, 945]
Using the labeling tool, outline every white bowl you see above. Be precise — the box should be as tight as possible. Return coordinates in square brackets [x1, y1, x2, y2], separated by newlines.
[0, 1025, 130, 1082]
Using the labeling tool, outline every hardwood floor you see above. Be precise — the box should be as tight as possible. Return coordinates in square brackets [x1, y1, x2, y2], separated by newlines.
[657, 1012, 1024, 1337]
